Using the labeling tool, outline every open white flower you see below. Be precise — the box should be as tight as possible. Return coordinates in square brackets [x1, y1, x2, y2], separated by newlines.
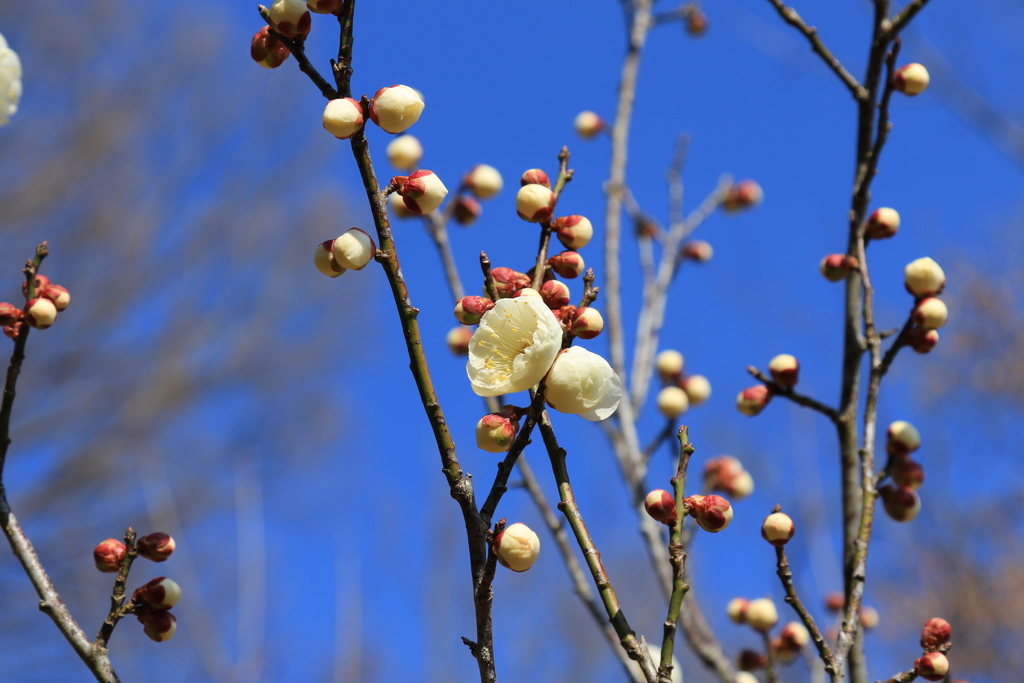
[467, 297, 562, 397]
[0, 33, 23, 126]
[545, 346, 622, 421]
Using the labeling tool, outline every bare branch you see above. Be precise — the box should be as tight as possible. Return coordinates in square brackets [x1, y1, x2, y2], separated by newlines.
[747, 367, 840, 422]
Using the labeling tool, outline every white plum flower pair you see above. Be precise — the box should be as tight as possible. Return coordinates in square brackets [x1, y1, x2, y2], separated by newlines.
[466, 297, 621, 421]
[0, 32, 22, 126]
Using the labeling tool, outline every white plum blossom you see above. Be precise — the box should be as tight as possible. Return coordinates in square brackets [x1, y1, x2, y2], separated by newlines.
[545, 346, 622, 421]
[467, 297, 562, 397]
[0, 32, 22, 126]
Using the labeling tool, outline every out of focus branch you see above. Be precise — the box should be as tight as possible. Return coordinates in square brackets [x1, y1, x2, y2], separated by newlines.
[747, 367, 840, 422]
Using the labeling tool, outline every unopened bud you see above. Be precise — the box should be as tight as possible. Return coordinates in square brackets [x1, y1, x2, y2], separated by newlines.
[138, 610, 177, 642]
[772, 636, 800, 665]
[38, 285, 70, 311]
[891, 458, 924, 489]
[887, 420, 921, 456]
[547, 251, 585, 279]
[735, 672, 759, 683]
[3, 323, 22, 340]
[820, 254, 859, 282]
[398, 170, 448, 214]
[476, 411, 519, 453]
[388, 191, 417, 219]
[824, 592, 844, 612]
[250, 26, 290, 68]
[369, 85, 424, 134]
[722, 180, 763, 212]
[656, 350, 685, 379]
[513, 287, 542, 299]
[904, 257, 945, 298]
[463, 164, 503, 200]
[493, 522, 540, 572]
[574, 111, 604, 139]
[768, 354, 799, 388]
[761, 512, 795, 546]
[314, 240, 346, 278]
[644, 489, 678, 524]
[865, 207, 900, 239]
[446, 326, 472, 355]
[744, 597, 778, 632]
[93, 539, 126, 573]
[453, 196, 482, 226]
[736, 385, 771, 416]
[454, 296, 495, 325]
[332, 228, 376, 271]
[681, 240, 713, 262]
[136, 577, 182, 610]
[686, 10, 708, 36]
[727, 470, 754, 499]
[306, 0, 342, 13]
[520, 168, 550, 188]
[137, 533, 176, 562]
[22, 274, 49, 298]
[0, 302, 22, 326]
[894, 63, 930, 97]
[657, 386, 689, 418]
[569, 307, 604, 339]
[860, 605, 879, 630]
[553, 215, 594, 249]
[920, 617, 952, 650]
[914, 652, 949, 682]
[684, 494, 733, 533]
[516, 184, 555, 223]
[539, 280, 571, 310]
[737, 649, 767, 671]
[322, 97, 364, 139]
[267, 0, 311, 38]
[727, 597, 749, 624]
[385, 135, 423, 170]
[908, 327, 939, 354]
[912, 297, 947, 330]
[24, 298, 56, 329]
[703, 456, 751, 498]
[680, 374, 711, 406]
[779, 622, 810, 649]
[879, 484, 921, 523]
[491, 268, 531, 298]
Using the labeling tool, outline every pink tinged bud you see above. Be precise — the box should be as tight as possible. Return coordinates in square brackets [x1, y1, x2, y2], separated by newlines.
[267, 0, 311, 38]
[464, 164, 503, 200]
[3, 323, 22, 340]
[686, 11, 708, 36]
[860, 605, 880, 630]
[574, 111, 604, 139]
[655, 350, 684, 379]
[887, 420, 921, 456]
[388, 191, 417, 219]
[137, 533, 176, 562]
[93, 539, 127, 573]
[681, 240, 713, 262]
[908, 327, 939, 354]
[139, 610, 177, 642]
[569, 307, 605, 339]
[22, 274, 50, 298]
[547, 251, 585, 279]
[136, 577, 182, 610]
[520, 168, 550, 188]
[446, 326, 472, 355]
[476, 412, 519, 453]
[553, 215, 594, 250]
[736, 385, 771, 416]
[879, 484, 921, 523]
[250, 26, 291, 68]
[656, 386, 689, 419]
[761, 512, 795, 546]
[399, 170, 448, 214]
[891, 458, 924, 490]
[768, 354, 799, 388]
[824, 592, 844, 612]
[772, 636, 800, 664]
[820, 254, 859, 282]
[0, 302, 22, 326]
[912, 297, 948, 330]
[744, 597, 779, 632]
[780, 622, 810, 649]
[24, 298, 56, 329]
[727, 597, 749, 624]
[681, 375, 711, 406]
[516, 184, 555, 223]
[894, 63, 930, 97]
[493, 522, 540, 572]
[385, 135, 423, 170]
[369, 85, 425, 134]
[904, 257, 945, 297]
[513, 287, 542, 299]
[684, 494, 733, 533]
[914, 652, 949, 682]
[865, 207, 900, 239]
[454, 296, 495, 325]
[644, 489, 678, 524]
[331, 228, 376, 271]
[453, 196, 482, 226]
[38, 285, 70, 311]
[920, 617, 952, 650]
[306, 0, 342, 14]
[491, 268, 531, 298]
[314, 240, 346, 278]
[722, 180, 763, 212]
[322, 98, 364, 140]
[539, 280, 571, 310]
[737, 650, 767, 671]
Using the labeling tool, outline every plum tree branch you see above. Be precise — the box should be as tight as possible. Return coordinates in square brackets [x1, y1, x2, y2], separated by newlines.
[657, 427, 693, 683]
[747, 367, 840, 423]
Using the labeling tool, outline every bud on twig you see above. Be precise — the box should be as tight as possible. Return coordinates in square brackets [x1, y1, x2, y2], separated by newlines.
[703, 456, 753, 499]
[680, 375, 711, 406]
[904, 257, 945, 298]
[684, 494, 733, 532]
[657, 386, 689, 419]
[574, 111, 604, 139]
[454, 296, 495, 325]
[267, 0, 311, 38]
[520, 168, 550, 188]
[24, 298, 56, 329]
[744, 597, 778, 631]
[761, 512, 795, 546]
[681, 240, 713, 262]
[0, 302, 22, 326]
[912, 297, 948, 330]
[516, 184, 555, 223]
[547, 251, 585, 279]
[138, 610, 177, 642]
[397, 170, 448, 214]
[135, 577, 182, 610]
[464, 165, 503, 200]
[914, 652, 949, 681]
[920, 617, 952, 650]
[644, 489, 677, 524]
[860, 605, 880, 630]
[824, 592, 844, 612]
[722, 180, 763, 212]
[737, 650, 767, 672]
[3, 323, 22, 340]
[539, 280, 571, 310]
[137, 533, 176, 562]
[656, 350, 684, 380]
[388, 191, 417, 219]
[332, 228, 376, 271]
[894, 63, 930, 96]
[38, 285, 70, 311]
[569, 307, 604, 339]
[491, 268, 531, 298]
[314, 240, 346, 278]
[768, 354, 799, 388]
[820, 254, 859, 282]
[322, 98, 365, 139]
[908, 327, 939, 354]
[93, 539, 127, 573]
[887, 420, 921, 456]
[453, 196, 482, 226]
[369, 85, 425, 134]
[446, 326, 472, 355]
[385, 135, 423, 170]
[250, 26, 290, 69]
[891, 458, 924, 489]
[865, 207, 900, 239]
[306, 0, 342, 12]
[22, 274, 49, 298]
[779, 621, 810, 649]
[476, 411, 519, 453]
[736, 385, 771, 416]
[686, 10, 708, 36]
[879, 484, 921, 523]
[553, 215, 594, 249]
[493, 522, 541, 572]
[727, 597, 749, 624]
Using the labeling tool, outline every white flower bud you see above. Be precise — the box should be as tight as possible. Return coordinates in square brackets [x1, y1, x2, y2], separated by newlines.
[681, 374, 711, 406]
[553, 215, 593, 249]
[914, 652, 949, 681]
[736, 385, 771, 416]
[38, 285, 70, 311]
[657, 386, 689, 419]
[879, 484, 921, 523]
[574, 111, 604, 139]
[516, 184, 555, 223]
[548, 251, 585, 279]
[369, 85, 424, 134]
[761, 512, 795, 546]
[446, 326, 472, 355]
[306, 0, 342, 14]
[139, 611, 177, 642]
[728, 470, 754, 499]
[137, 533, 176, 562]
[322, 98, 364, 140]
[386, 135, 423, 170]
[24, 298, 57, 329]
[887, 420, 921, 455]
[545, 347, 623, 421]
[860, 605, 880, 630]
[267, 0, 311, 38]
[520, 168, 550, 188]
[769, 354, 799, 388]
[0, 33, 23, 126]
[332, 228, 376, 271]
[681, 240, 713, 262]
[493, 522, 540, 572]
[904, 257, 945, 298]
[894, 63, 930, 96]
[398, 170, 448, 214]
[656, 350, 684, 379]
[314, 239, 346, 278]
[569, 307, 604, 339]
[779, 622, 810, 649]
[745, 598, 779, 632]
[476, 412, 519, 453]
[912, 297, 947, 330]
[465, 164, 503, 200]
[865, 207, 900, 239]
[388, 191, 417, 219]
[136, 577, 182, 610]
[727, 597, 749, 624]
[467, 297, 563, 397]
[735, 673, 759, 683]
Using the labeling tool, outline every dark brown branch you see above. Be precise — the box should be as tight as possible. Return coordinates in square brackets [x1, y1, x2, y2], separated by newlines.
[95, 528, 139, 648]
[530, 148, 574, 291]
[885, 0, 933, 39]
[478, 389, 547, 525]
[657, 427, 693, 683]
[257, 6, 339, 100]
[642, 419, 676, 465]
[774, 539, 836, 674]
[747, 367, 840, 422]
[479, 252, 500, 303]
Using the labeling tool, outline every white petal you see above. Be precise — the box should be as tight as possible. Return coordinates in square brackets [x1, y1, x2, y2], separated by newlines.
[546, 347, 621, 420]
[466, 297, 562, 397]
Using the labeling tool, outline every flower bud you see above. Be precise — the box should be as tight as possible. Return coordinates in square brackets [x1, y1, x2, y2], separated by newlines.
[887, 420, 921, 456]
[138, 610, 177, 642]
[737, 650, 766, 672]
[0, 302, 22, 326]
[569, 307, 604, 339]
[865, 207, 900, 239]
[267, 0, 311, 38]
[553, 215, 593, 250]
[574, 111, 604, 139]
[908, 327, 939, 354]
[656, 350, 684, 379]
[136, 577, 182, 610]
[491, 268, 531, 298]
[657, 386, 689, 418]
[493, 522, 540, 572]
[681, 240, 713, 262]
[250, 26, 291, 68]
[322, 97, 364, 139]
[369, 85, 424, 134]
[761, 512, 796, 547]
[315, 240, 347, 278]
[513, 287, 542, 299]
[547, 251, 585, 279]
[93, 539, 126, 573]
[735, 672, 760, 683]
[388, 191, 417, 219]
[644, 489, 677, 524]
[768, 354, 799, 388]
[306, 0, 342, 14]
[891, 458, 924, 490]
[398, 170, 448, 214]
[22, 274, 49, 298]
[635, 216, 659, 239]
[779, 621, 810, 649]
[860, 605, 879, 630]
[727, 597, 749, 624]
[736, 385, 771, 416]
[820, 254, 859, 282]
[722, 180, 763, 212]
[385, 134, 423, 170]
[772, 636, 800, 665]
[464, 164, 503, 200]
[920, 617, 952, 650]
[38, 285, 70, 311]
[684, 494, 733, 533]
[705, 456, 754, 499]
[904, 257, 945, 297]
[476, 411, 519, 453]
[912, 297, 947, 330]
[545, 347, 622, 421]
[3, 323, 22, 340]
[680, 374, 711, 406]
[446, 326, 472, 355]
[686, 10, 708, 36]
[824, 592, 844, 612]
[894, 63, 930, 97]
[454, 296, 495, 325]
[137, 532, 176, 562]
[520, 168, 550, 188]
[24, 298, 57, 329]
[539, 280, 571, 310]
[453, 196, 482, 226]
[516, 184, 555, 223]
[879, 484, 921, 523]
[914, 652, 949, 682]
[744, 597, 778, 631]
[332, 228, 376, 271]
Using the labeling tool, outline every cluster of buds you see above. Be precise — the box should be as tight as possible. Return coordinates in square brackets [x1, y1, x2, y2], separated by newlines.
[915, 620, 953, 683]
[771, 622, 810, 664]
[316, 85, 425, 140]
[761, 511, 795, 546]
[894, 63, 930, 97]
[703, 456, 754, 499]
[475, 406, 520, 453]
[683, 494, 733, 532]
[722, 180, 763, 212]
[881, 420, 924, 522]
[655, 349, 712, 410]
[2, 275, 71, 339]
[903, 257, 947, 354]
[493, 522, 540, 572]
[820, 253, 859, 282]
[94, 532, 179, 642]
[313, 228, 377, 278]
[491, 268, 531, 298]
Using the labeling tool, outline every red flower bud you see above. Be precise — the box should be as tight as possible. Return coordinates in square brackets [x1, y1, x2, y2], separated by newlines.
[539, 280, 571, 310]
[891, 459, 924, 489]
[914, 652, 949, 682]
[520, 169, 550, 188]
[94, 538, 127, 573]
[684, 494, 733, 533]
[454, 296, 495, 325]
[644, 489, 677, 524]
[0, 302, 22, 326]
[820, 254, 859, 282]
[920, 617, 952, 650]
[824, 592, 844, 612]
[736, 385, 771, 416]
[686, 10, 708, 36]
[3, 323, 22, 340]
[491, 268, 531, 298]
[879, 484, 921, 523]
[737, 649, 767, 671]
[722, 180, 763, 212]
[547, 251, 585, 279]
[137, 533, 176, 562]
[136, 577, 182, 610]
[138, 609, 177, 642]
[907, 327, 939, 354]
[453, 196, 482, 226]
[21, 274, 49, 298]
[681, 240, 713, 262]
[250, 26, 290, 69]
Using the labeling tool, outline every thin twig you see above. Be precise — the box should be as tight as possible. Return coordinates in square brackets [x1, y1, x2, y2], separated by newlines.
[257, 6, 339, 100]
[747, 367, 840, 423]
[424, 210, 466, 301]
[885, 0, 934, 40]
[657, 427, 693, 683]
[94, 528, 139, 649]
[530, 148, 574, 291]
[762, 629, 779, 683]
[876, 670, 917, 683]
[774, 532, 836, 674]
[479, 252, 500, 303]
[642, 419, 676, 465]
